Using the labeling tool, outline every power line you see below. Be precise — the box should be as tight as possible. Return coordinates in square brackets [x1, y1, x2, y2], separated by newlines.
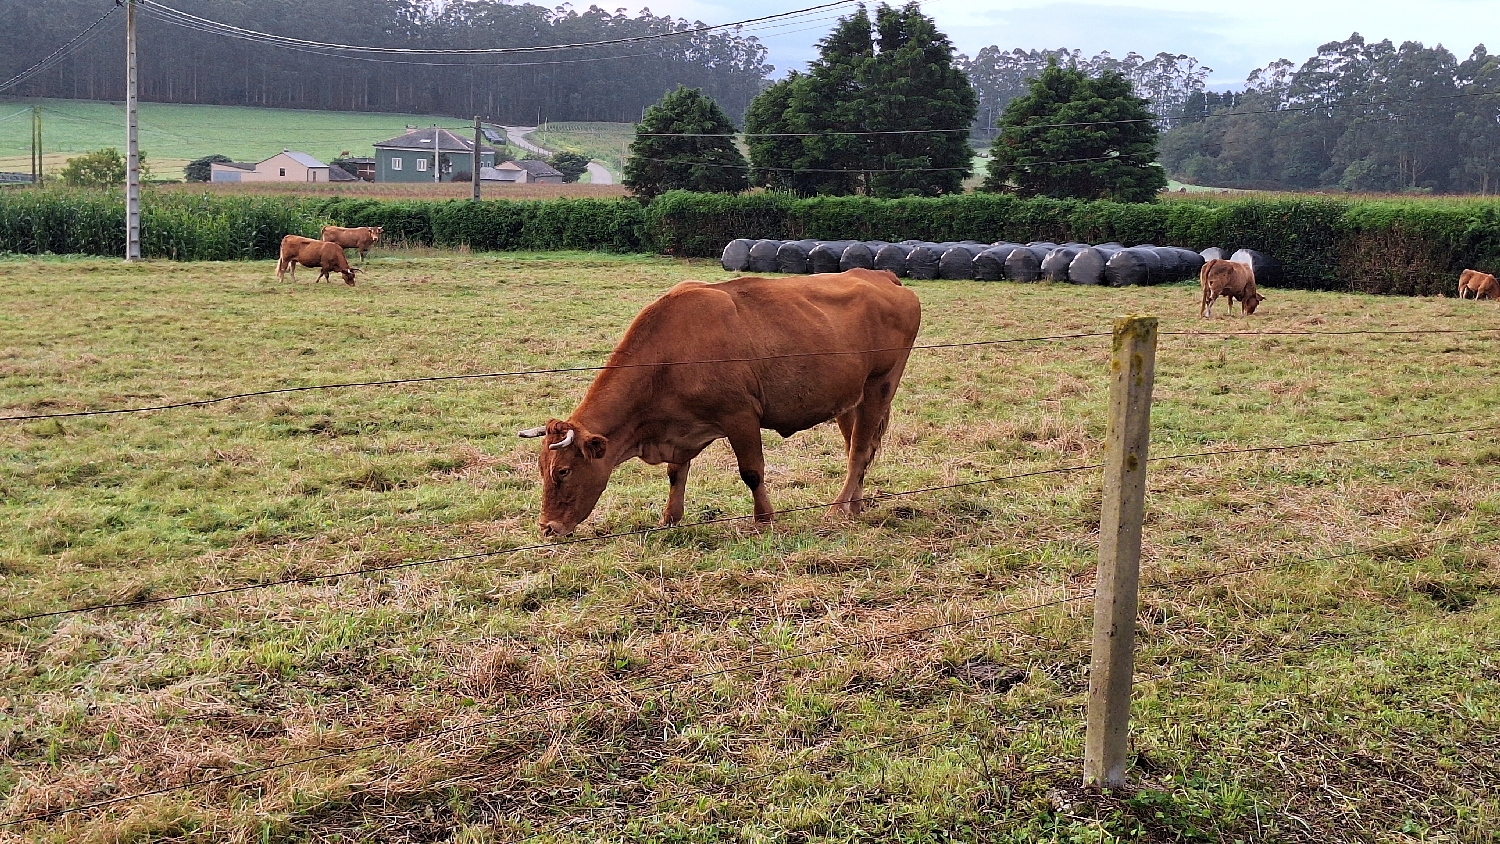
[0, 5, 120, 95]
[641, 152, 1148, 173]
[0, 332, 1113, 423]
[137, 0, 854, 55]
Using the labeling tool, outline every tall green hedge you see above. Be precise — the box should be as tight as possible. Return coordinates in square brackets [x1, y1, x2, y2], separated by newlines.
[4, 188, 1498, 296]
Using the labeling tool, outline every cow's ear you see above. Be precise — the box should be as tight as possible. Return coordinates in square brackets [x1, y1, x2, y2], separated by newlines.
[582, 434, 607, 460]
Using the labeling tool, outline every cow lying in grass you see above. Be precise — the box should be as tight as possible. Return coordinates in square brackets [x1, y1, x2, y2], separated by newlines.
[518, 268, 922, 539]
[1200, 258, 1265, 318]
[277, 235, 360, 285]
[321, 225, 383, 264]
[1459, 268, 1499, 300]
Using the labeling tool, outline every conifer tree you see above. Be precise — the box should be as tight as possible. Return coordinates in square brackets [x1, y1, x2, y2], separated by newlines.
[623, 86, 748, 199]
[982, 60, 1167, 201]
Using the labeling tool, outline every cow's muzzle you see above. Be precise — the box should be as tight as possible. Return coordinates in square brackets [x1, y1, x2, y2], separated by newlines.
[540, 520, 575, 539]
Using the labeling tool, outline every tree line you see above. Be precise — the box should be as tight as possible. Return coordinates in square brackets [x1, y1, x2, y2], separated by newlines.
[0, 0, 771, 124]
[1161, 35, 1500, 194]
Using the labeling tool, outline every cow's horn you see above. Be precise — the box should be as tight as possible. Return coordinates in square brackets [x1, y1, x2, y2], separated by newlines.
[549, 428, 576, 450]
[517, 426, 547, 438]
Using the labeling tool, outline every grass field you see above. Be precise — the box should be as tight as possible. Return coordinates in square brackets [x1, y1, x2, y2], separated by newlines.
[527, 123, 634, 181]
[1, 254, 1498, 842]
[0, 98, 467, 180]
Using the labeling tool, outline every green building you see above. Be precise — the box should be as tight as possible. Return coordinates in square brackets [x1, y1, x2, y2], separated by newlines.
[373, 128, 497, 183]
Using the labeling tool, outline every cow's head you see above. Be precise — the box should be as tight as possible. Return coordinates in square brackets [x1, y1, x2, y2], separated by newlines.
[1243, 291, 1265, 314]
[341, 267, 361, 286]
[371, 226, 384, 242]
[519, 419, 610, 538]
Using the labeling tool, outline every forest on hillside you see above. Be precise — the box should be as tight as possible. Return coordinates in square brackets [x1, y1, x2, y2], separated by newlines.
[0, 0, 772, 124]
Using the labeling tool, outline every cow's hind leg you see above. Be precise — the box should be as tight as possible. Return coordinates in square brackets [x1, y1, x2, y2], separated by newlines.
[662, 461, 691, 526]
[724, 419, 773, 523]
[835, 363, 906, 516]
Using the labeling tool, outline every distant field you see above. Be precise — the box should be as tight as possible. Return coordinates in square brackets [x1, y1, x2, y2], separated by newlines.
[528, 121, 634, 178]
[2, 253, 1497, 841]
[0, 98, 465, 179]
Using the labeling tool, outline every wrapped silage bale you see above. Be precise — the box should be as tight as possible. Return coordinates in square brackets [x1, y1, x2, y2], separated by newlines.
[775, 239, 820, 274]
[746, 239, 784, 274]
[907, 242, 957, 280]
[874, 243, 916, 277]
[1173, 248, 1205, 281]
[721, 238, 754, 272]
[1004, 246, 1043, 282]
[1104, 247, 1164, 287]
[810, 240, 858, 274]
[1152, 247, 1184, 283]
[1200, 246, 1227, 262]
[840, 241, 888, 272]
[973, 244, 1020, 281]
[1042, 246, 1080, 281]
[1230, 248, 1283, 285]
[1067, 247, 1108, 285]
[938, 243, 988, 279]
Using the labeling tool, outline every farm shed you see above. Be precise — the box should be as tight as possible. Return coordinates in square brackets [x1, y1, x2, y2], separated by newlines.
[375, 128, 497, 183]
[209, 150, 334, 183]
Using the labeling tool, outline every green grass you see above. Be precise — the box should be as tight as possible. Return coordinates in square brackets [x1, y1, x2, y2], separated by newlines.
[1, 253, 1498, 842]
[0, 97, 461, 179]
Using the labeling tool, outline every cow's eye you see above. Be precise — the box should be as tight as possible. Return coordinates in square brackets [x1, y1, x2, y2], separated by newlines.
[556, 468, 570, 480]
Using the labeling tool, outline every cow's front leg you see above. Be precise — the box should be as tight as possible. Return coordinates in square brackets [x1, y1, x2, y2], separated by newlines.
[662, 461, 691, 526]
[725, 422, 772, 523]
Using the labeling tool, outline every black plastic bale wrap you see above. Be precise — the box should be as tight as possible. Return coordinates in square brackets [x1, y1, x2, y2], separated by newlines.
[973, 244, 1019, 281]
[1105, 247, 1164, 287]
[1152, 247, 1184, 282]
[1004, 246, 1043, 282]
[746, 239, 784, 274]
[1231, 248, 1284, 285]
[810, 240, 858, 274]
[1174, 248, 1205, 280]
[775, 239, 819, 274]
[938, 243, 988, 280]
[1200, 246, 1227, 263]
[874, 243, 916, 277]
[840, 241, 888, 271]
[1042, 247, 1080, 281]
[1067, 247, 1108, 285]
[721, 238, 754, 272]
[908, 242, 956, 280]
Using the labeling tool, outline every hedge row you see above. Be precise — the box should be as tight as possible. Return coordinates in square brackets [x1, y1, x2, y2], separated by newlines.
[4, 188, 1498, 295]
[646, 191, 1500, 295]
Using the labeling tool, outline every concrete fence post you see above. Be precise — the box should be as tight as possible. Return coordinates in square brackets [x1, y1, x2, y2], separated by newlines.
[1083, 314, 1157, 788]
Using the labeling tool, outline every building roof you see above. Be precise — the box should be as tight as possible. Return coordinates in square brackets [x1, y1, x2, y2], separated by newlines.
[375, 128, 492, 153]
[327, 165, 357, 181]
[513, 158, 563, 178]
[275, 149, 327, 169]
[212, 161, 256, 171]
[480, 165, 524, 182]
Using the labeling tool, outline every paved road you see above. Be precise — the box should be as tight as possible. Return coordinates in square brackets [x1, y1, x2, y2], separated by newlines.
[502, 125, 614, 184]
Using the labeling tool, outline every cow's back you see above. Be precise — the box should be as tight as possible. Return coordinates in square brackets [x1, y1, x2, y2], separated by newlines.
[598, 269, 920, 436]
[1202, 258, 1254, 291]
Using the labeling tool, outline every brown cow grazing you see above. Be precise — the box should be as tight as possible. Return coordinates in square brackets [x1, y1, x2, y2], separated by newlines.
[1459, 268, 1499, 300]
[517, 268, 922, 539]
[277, 234, 360, 285]
[321, 225, 383, 264]
[1200, 258, 1265, 318]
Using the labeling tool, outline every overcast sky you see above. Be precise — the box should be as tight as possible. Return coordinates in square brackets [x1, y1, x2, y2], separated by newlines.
[652, 0, 1494, 88]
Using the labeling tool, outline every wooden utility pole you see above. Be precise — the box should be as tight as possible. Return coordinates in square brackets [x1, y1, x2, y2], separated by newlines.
[1082, 314, 1157, 789]
[472, 115, 481, 201]
[124, 0, 141, 261]
[433, 125, 441, 184]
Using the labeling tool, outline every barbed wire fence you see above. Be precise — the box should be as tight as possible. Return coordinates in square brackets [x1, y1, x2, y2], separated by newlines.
[1, 319, 1497, 838]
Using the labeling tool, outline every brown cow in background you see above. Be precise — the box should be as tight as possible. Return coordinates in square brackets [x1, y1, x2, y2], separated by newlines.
[321, 225, 383, 264]
[1200, 258, 1265, 318]
[1459, 269, 1499, 300]
[517, 268, 922, 538]
[277, 235, 360, 285]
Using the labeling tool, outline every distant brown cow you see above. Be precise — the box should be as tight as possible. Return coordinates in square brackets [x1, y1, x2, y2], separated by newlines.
[1200, 258, 1265, 318]
[1459, 268, 1499, 300]
[277, 235, 360, 285]
[321, 225, 383, 264]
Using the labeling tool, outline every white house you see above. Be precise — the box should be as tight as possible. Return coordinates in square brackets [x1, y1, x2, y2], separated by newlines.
[479, 159, 565, 185]
[210, 150, 339, 183]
